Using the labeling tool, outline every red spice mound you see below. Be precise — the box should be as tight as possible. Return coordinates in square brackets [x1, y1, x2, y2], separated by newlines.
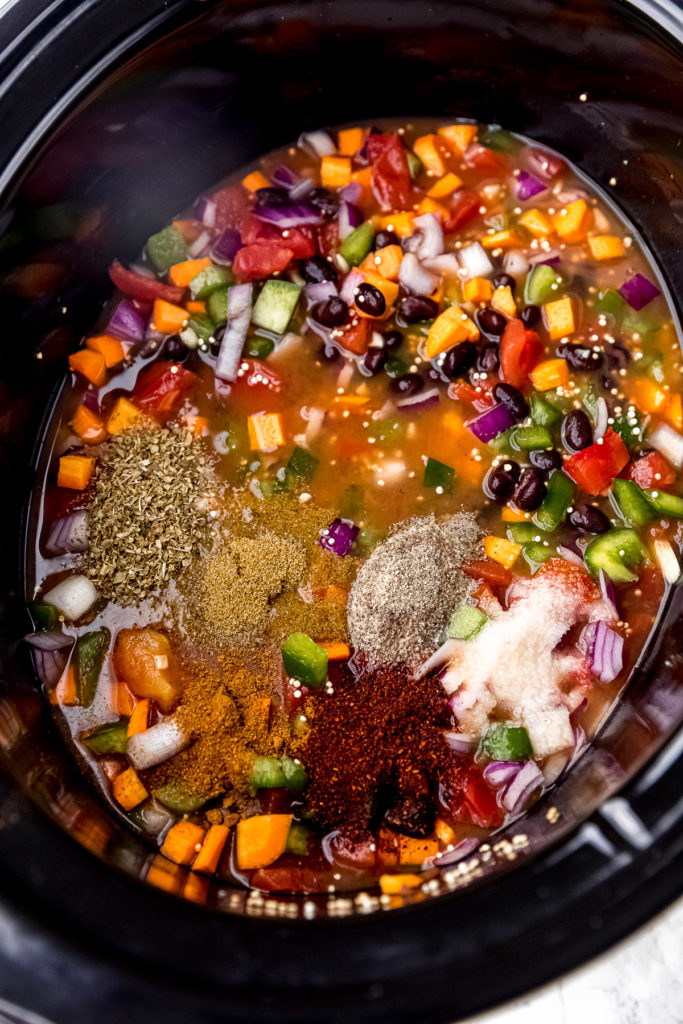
[303, 660, 452, 833]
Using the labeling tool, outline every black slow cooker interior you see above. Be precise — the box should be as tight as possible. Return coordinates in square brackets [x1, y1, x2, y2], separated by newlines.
[0, 1, 682, 1021]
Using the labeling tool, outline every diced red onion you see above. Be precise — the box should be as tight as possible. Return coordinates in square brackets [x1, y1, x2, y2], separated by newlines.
[423, 253, 460, 276]
[211, 227, 243, 265]
[579, 620, 624, 683]
[396, 387, 440, 412]
[338, 201, 363, 240]
[503, 249, 530, 277]
[403, 214, 444, 261]
[339, 182, 361, 203]
[517, 170, 547, 200]
[525, 147, 565, 181]
[298, 130, 336, 157]
[619, 272, 661, 311]
[467, 402, 516, 443]
[45, 510, 88, 556]
[556, 545, 584, 567]
[289, 177, 315, 200]
[528, 250, 561, 267]
[444, 731, 477, 754]
[193, 196, 217, 228]
[215, 283, 252, 382]
[458, 242, 493, 281]
[399, 253, 438, 296]
[42, 575, 98, 621]
[127, 717, 189, 770]
[305, 281, 338, 307]
[654, 538, 680, 584]
[107, 299, 146, 342]
[271, 163, 299, 189]
[340, 268, 364, 305]
[483, 761, 524, 787]
[500, 760, 543, 813]
[649, 423, 683, 469]
[599, 569, 618, 615]
[319, 518, 359, 557]
[25, 631, 74, 687]
[434, 837, 479, 866]
[253, 204, 325, 229]
[24, 630, 73, 652]
[82, 391, 100, 414]
[414, 638, 461, 680]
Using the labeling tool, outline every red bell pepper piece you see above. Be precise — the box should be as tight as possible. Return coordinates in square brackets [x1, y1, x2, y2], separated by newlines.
[443, 190, 481, 233]
[334, 316, 370, 356]
[440, 760, 503, 829]
[233, 241, 294, 281]
[315, 221, 339, 259]
[240, 214, 316, 259]
[624, 449, 676, 489]
[365, 133, 412, 212]
[464, 144, 508, 178]
[109, 261, 185, 305]
[500, 319, 543, 390]
[564, 428, 630, 495]
[133, 361, 197, 419]
[212, 184, 250, 230]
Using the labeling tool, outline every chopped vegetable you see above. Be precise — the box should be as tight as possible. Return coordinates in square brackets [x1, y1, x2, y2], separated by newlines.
[236, 814, 293, 870]
[281, 632, 328, 688]
[446, 604, 488, 640]
[193, 825, 230, 874]
[251, 279, 301, 334]
[68, 350, 106, 388]
[86, 335, 125, 368]
[564, 428, 630, 494]
[161, 820, 206, 866]
[81, 719, 129, 755]
[484, 535, 521, 569]
[248, 412, 286, 452]
[584, 528, 647, 583]
[112, 767, 148, 811]
[341, 221, 375, 266]
[77, 629, 109, 706]
[423, 457, 455, 492]
[145, 225, 188, 273]
[534, 470, 574, 531]
[57, 454, 95, 490]
[43, 574, 98, 622]
[481, 723, 533, 760]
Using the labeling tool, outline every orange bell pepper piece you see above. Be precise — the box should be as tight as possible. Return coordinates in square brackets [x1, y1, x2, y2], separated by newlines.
[70, 405, 107, 444]
[484, 535, 521, 569]
[152, 299, 188, 334]
[236, 814, 293, 870]
[57, 454, 95, 490]
[413, 134, 449, 177]
[86, 334, 125, 368]
[544, 296, 575, 341]
[530, 358, 570, 391]
[360, 243, 402, 281]
[105, 396, 142, 434]
[127, 698, 150, 737]
[241, 170, 269, 192]
[552, 199, 593, 243]
[426, 304, 478, 359]
[587, 235, 625, 260]
[168, 257, 212, 288]
[338, 127, 364, 156]
[427, 172, 463, 198]
[68, 349, 106, 387]
[438, 123, 478, 154]
[320, 155, 351, 189]
[463, 277, 494, 303]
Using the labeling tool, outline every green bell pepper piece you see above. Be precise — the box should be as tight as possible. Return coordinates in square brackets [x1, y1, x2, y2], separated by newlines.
[280, 755, 307, 793]
[612, 408, 645, 451]
[523, 541, 556, 567]
[594, 288, 624, 317]
[481, 723, 533, 761]
[32, 603, 60, 630]
[524, 264, 563, 305]
[446, 604, 488, 640]
[145, 225, 187, 274]
[190, 264, 233, 298]
[368, 418, 406, 444]
[478, 127, 521, 153]
[643, 488, 683, 518]
[506, 522, 545, 544]
[186, 312, 215, 341]
[529, 393, 561, 427]
[77, 629, 109, 708]
[423, 457, 455, 492]
[81, 719, 129, 755]
[281, 632, 328, 688]
[611, 478, 654, 527]
[340, 221, 374, 267]
[285, 446, 319, 488]
[251, 280, 301, 335]
[584, 528, 646, 583]
[286, 823, 311, 855]
[534, 470, 574, 532]
[245, 335, 275, 360]
[512, 424, 553, 451]
[153, 781, 211, 813]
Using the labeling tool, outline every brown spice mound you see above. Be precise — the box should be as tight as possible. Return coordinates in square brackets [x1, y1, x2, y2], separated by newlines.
[303, 661, 451, 833]
[347, 512, 481, 667]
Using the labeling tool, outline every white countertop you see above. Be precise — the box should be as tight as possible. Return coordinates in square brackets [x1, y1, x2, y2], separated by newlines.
[467, 896, 683, 1023]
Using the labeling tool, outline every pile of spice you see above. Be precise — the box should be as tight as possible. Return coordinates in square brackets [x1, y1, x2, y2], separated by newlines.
[85, 425, 215, 605]
[347, 513, 481, 667]
[302, 660, 451, 834]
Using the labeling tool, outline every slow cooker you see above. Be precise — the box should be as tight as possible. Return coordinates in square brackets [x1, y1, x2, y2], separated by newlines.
[0, 1, 682, 1021]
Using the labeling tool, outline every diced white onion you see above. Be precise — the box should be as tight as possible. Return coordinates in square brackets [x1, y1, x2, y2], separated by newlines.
[523, 707, 574, 758]
[594, 396, 609, 440]
[414, 638, 461, 679]
[298, 130, 336, 157]
[403, 213, 444, 261]
[398, 252, 438, 296]
[503, 249, 530, 278]
[654, 538, 680, 584]
[649, 423, 683, 468]
[422, 253, 460, 276]
[458, 242, 493, 280]
[43, 575, 98, 621]
[127, 718, 189, 770]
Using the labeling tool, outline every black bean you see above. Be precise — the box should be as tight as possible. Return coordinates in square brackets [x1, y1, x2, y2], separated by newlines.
[164, 334, 188, 360]
[557, 342, 603, 372]
[399, 296, 439, 322]
[493, 272, 516, 293]
[390, 373, 424, 397]
[477, 343, 500, 373]
[606, 342, 631, 370]
[520, 304, 540, 326]
[307, 187, 339, 218]
[313, 296, 348, 328]
[485, 460, 521, 503]
[562, 408, 593, 452]
[374, 229, 399, 249]
[300, 255, 338, 284]
[492, 382, 529, 421]
[317, 342, 341, 364]
[475, 307, 506, 337]
[362, 347, 387, 376]
[601, 373, 617, 393]
[442, 341, 478, 379]
[568, 504, 611, 534]
[384, 793, 436, 839]
[530, 448, 563, 472]
[382, 330, 403, 352]
[355, 282, 387, 317]
[254, 186, 290, 207]
[514, 467, 547, 511]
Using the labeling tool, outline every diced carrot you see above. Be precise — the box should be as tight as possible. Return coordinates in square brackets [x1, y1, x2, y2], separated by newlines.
[530, 358, 569, 391]
[484, 535, 521, 569]
[127, 698, 150, 737]
[398, 835, 439, 865]
[57, 454, 95, 490]
[332, 393, 369, 407]
[185, 413, 208, 436]
[379, 873, 423, 895]
[552, 199, 593, 243]
[360, 243, 402, 282]
[351, 166, 373, 197]
[416, 196, 448, 221]
[192, 824, 230, 874]
[242, 170, 269, 192]
[68, 349, 106, 387]
[317, 641, 351, 660]
[491, 284, 516, 318]
[86, 334, 125, 368]
[186, 300, 206, 314]
[379, 212, 415, 238]
[51, 664, 77, 706]
[519, 208, 553, 237]
[235, 814, 293, 870]
[587, 235, 625, 260]
[502, 506, 530, 522]
[70, 404, 107, 444]
[152, 298, 187, 334]
[115, 681, 136, 716]
[183, 872, 210, 904]
[161, 820, 206, 866]
[112, 767, 148, 811]
[438, 123, 478, 154]
[413, 134, 449, 176]
[355, 270, 398, 319]
[320, 155, 351, 189]
[666, 392, 683, 430]
[426, 304, 478, 359]
[146, 854, 185, 895]
[338, 127, 364, 156]
[482, 229, 521, 250]
[427, 171, 463, 198]
[434, 818, 456, 845]
[247, 412, 285, 452]
[105, 396, 142, 434]
[463, 277, 494, 303]
[636, 379, 670, 414]
[544, 296, 575, 340]
[169, 257, 212, 288]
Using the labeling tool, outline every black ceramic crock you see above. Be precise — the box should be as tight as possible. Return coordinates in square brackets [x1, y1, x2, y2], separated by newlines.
[0, 2, 682, 1022]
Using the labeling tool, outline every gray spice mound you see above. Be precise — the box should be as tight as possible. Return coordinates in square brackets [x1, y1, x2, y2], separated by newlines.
[347, 512, 481, 668]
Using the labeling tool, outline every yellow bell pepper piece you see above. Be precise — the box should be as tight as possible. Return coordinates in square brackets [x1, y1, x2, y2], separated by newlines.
[544, 296, 575, 341]
[519, 208, 553, 237]
[530, 358, 570, 391]
[587, 235, 625, 260]
[482, 229, 521, 249]
[438, 124, 477, 154]
[484, 535, 521, 569]
[552, 199, 593, 243]
[491, 284, 516, 318]
[463, 277, 494, 303]
[426, 304, 479, 359]
[427, 172, 463, 198]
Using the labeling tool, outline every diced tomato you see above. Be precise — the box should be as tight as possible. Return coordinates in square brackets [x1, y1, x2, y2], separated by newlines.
[233, 241, 294, 281]
[564, 428, 630, 495]
[464, 144, 508, 178]
[500, 320, 543, 390]
[365, 133, 413, 212]
[443, 190, 481, 234]
[335, 316, 371, 356]
[240, 214, 316, 259]
[212, 184, 250, 230]
[259, 788, 294, 814]
[324, 830, 377, 871]
[536, 558, 600, 603]
[316, 221, 339, 259]
[133, 361, 198, 419]
[439, 760, 503, 829]
[109, 261, 185, 304]
[471, 582, 502, 617]
[624, 450, 677, 489]
[234, 359, 282, 392]
[448, 379, 494, 410]
[250, 866, 334, 893]
[462, 558, 512, 592]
